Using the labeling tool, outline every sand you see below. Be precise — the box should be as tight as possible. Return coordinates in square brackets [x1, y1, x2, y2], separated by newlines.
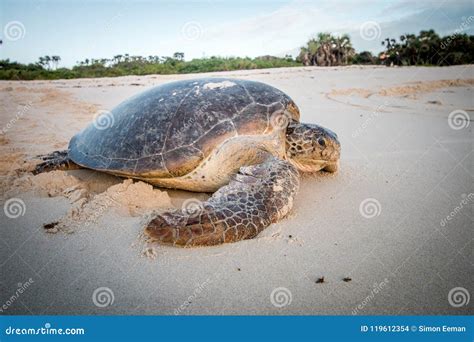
[0, 65, 472, 315]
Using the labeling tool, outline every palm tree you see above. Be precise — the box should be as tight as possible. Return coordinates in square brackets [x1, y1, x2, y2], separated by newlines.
[297, 46, 311, 66]
[113, 55, 123, 64]
[173, 52, 184, 61]
[44, 56, 52, 70]
[37, 56, 46, 69]
[314, 33, 334, 66]
[333, 34, 354, 65]
[51, 56, 61, 70]
[299, 33, 355, 66]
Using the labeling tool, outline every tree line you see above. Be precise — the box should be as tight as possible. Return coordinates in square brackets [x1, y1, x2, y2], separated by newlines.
[297, 29, 473, 66]
[0, 54, 298, 80]
[1, 29, 472, 80]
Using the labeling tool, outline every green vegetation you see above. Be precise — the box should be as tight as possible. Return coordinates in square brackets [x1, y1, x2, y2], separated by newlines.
[379, 29, 474, 66]
[1, 29, 473, 80]
[298, 33, 355, 66]
[298, 29, 474, 67]
[0, 54, 298, 80]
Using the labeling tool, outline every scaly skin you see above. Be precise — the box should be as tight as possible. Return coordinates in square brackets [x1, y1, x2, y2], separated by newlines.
[286, 123, 340, 173]
[145, 155, 300, 247]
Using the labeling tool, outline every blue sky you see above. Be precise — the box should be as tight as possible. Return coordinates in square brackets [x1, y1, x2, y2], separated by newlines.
[1, 0, 473, 67]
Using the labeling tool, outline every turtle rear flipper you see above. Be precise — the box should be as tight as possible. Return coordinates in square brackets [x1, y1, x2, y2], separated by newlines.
[145, 155, 300, 247]
[33, 150, 81, 175]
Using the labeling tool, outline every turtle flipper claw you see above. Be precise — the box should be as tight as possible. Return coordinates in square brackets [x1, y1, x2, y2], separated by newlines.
[32, 150, 81, 175]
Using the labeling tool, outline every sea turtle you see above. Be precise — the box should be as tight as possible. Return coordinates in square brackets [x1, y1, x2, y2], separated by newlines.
[34, 78, 340, 247]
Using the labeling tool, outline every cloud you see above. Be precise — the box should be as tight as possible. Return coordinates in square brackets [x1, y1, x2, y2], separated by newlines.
[2, 0, 472, 65]
[172, 1, 354, 58]
[175, 0, 474, 59]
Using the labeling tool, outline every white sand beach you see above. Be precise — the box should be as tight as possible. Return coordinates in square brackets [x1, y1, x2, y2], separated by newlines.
[0, 65, 472, 315]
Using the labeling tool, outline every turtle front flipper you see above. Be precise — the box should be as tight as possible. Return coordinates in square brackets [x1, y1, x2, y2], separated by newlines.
[145, 155, 300, 247]
[33, 150, 81, 175]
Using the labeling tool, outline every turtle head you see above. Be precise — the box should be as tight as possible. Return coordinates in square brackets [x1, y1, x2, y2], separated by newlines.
[285, 123, 340, 173]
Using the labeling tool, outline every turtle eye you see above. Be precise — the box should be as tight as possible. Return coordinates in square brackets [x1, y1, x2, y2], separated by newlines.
[317, 137, 326, 147]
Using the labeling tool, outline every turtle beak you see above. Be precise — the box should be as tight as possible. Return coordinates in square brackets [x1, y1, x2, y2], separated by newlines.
[323, 161, 339, 172]
[322, 127, 340, 171]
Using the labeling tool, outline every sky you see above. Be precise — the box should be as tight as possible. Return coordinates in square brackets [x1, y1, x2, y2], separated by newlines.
[1, 0, 473, 67]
